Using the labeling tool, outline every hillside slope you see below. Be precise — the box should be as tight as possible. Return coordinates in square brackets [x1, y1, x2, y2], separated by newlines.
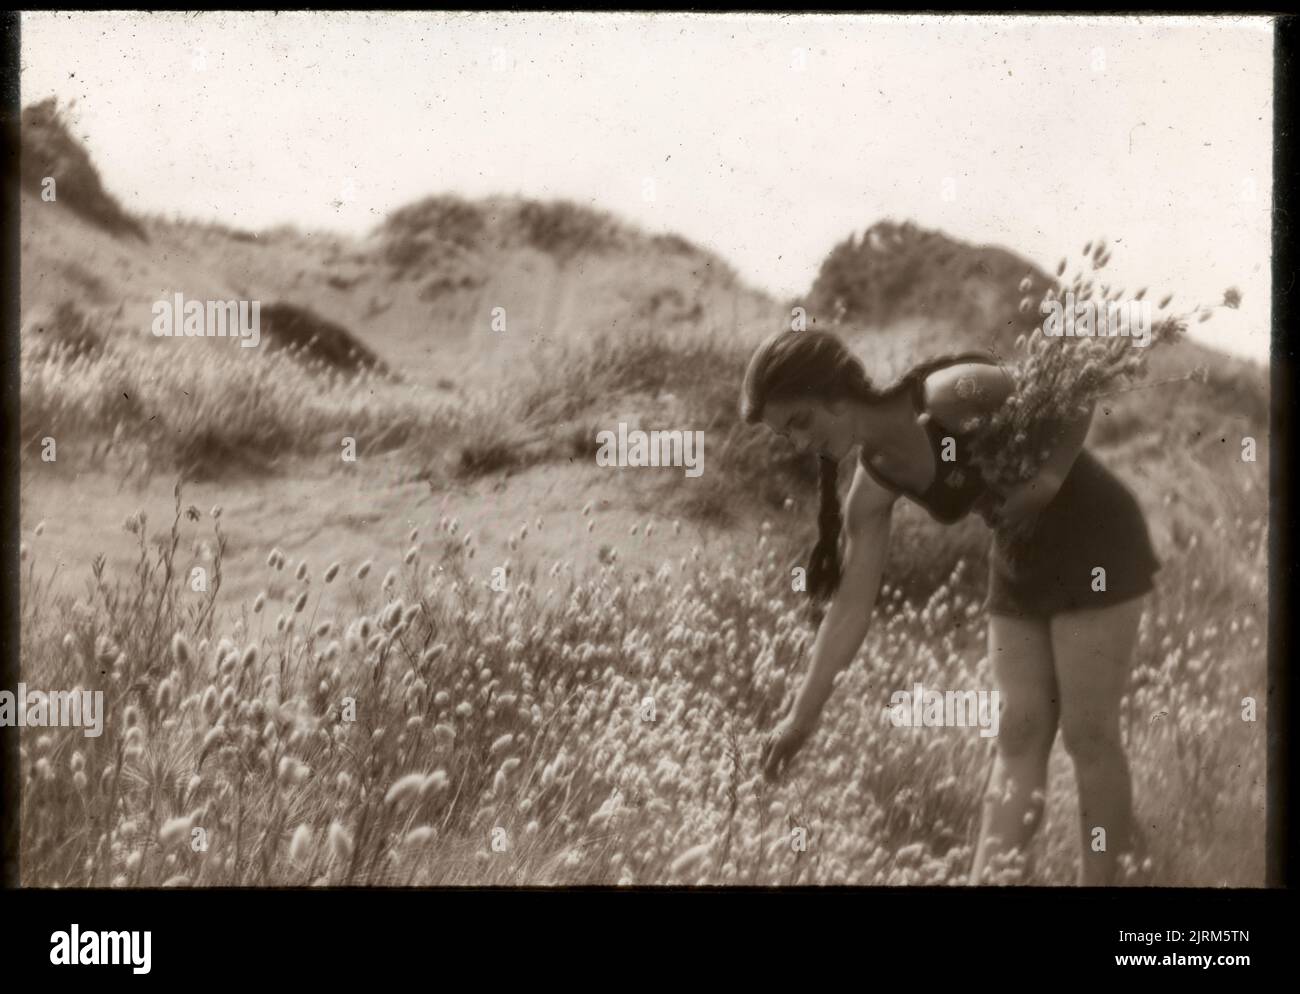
[19, 95, 1267, 545]
[20, 104, 781, 391]
[18, 102, 1269, 888]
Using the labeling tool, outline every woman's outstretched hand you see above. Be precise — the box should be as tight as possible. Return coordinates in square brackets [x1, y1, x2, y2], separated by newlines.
[761, 713, 813, 781]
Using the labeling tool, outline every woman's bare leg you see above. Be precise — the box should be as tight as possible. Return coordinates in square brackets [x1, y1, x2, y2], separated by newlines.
[1049, 596, 1144, 886]
[970, 612, 1058, 884]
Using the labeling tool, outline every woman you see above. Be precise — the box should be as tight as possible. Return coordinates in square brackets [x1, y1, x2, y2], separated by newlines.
[743, 328, 1160, 886]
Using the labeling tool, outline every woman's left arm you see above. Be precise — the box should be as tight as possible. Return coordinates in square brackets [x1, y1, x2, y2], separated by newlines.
[925, 363, 1093, 526]
[994, 401, 1094, 525]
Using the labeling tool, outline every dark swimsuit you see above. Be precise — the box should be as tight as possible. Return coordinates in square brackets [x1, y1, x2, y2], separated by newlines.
[858, 353, 1161, 618]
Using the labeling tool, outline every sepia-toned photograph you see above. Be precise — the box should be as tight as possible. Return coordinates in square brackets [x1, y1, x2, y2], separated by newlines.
[9, 10, 1274, 897]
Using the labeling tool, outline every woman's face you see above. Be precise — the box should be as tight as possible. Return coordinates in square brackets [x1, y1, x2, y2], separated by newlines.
[762, 395, 856, 461]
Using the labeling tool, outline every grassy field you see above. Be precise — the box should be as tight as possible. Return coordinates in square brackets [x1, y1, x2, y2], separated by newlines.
[18, 308, 1268, 887]
[17, 98, 1268, 886]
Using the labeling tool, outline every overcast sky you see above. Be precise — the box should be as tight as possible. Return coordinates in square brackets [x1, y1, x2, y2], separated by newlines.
[21, 11, 1274, 360]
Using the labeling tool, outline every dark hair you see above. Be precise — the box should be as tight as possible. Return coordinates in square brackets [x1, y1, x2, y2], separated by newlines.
[742, 329, 999, 612]
[741, 329, 883, 606]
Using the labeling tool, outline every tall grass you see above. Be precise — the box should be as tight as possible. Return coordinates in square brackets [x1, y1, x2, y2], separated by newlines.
[21, 325, 472, 481]
[19, 303, 825, 523]
[19, 288, 1268, 886]
[18, 456, 1266, 886]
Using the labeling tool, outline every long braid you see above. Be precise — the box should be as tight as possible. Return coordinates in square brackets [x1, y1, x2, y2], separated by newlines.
[741, 330, 1000, 620]
[802, 349, 1002, 611]
[806, 455, 844, 605]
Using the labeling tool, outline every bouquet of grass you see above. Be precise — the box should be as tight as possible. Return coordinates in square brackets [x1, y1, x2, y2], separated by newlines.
[962, 236, 1241, 494]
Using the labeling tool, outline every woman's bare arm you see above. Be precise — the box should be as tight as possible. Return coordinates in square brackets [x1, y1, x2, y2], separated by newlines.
[1031, 401, 1094, 490]
[923, 362, 1015, 433]
[787, 462, 896, 731]
[926, 361, 1093, 519]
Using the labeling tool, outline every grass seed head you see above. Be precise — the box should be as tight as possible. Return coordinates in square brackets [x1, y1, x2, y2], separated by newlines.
[289, 823, 314, 864]
[328, 821, 354, 862]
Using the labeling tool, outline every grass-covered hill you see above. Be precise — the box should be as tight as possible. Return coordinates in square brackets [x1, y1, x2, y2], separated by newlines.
[17, 99, 1269, 888]
[804, 218, 1051, 344]
[19, 96, 1267, 572]
[21, 97, 148, 241]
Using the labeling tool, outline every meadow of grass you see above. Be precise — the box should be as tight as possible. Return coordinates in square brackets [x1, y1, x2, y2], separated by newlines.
[18, 244, 1269, 887]
[19, 299, 816, 514]
[20, 306, 482, 484]
[17, 436, 1266, 887]
[16, 92, 1269, 886]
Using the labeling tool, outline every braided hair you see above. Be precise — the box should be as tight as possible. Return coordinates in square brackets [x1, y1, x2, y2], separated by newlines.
[740, 329, 882, 605]
[740, 327, 994, 607]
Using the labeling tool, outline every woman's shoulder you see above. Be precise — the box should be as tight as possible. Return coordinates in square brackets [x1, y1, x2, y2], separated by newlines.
[902, 349, 1001, 388]
[914, 353, 1014, 433]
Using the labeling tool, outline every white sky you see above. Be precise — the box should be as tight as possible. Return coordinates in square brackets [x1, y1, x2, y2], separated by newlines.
[21, 11, 1274, 360]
